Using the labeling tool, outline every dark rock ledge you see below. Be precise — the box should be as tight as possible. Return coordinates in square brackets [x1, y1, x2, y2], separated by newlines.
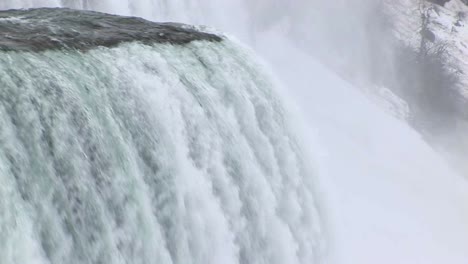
[0, 8, 222, 52]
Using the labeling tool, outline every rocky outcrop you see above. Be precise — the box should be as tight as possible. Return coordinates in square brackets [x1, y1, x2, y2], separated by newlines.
[0, 8, 222, 52]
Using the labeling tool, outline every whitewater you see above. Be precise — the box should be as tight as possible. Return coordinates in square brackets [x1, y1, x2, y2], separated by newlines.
[1, 1, 468, 264]
[0, 8, 326, 264]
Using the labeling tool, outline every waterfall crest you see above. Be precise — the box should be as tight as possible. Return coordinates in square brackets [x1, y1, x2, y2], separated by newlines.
[0, 8, 325, 264]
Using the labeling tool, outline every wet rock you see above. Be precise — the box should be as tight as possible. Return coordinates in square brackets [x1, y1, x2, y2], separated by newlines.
[0, 8, 222, 52]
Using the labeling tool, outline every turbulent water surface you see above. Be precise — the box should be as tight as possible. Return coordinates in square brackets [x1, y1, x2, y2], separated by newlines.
[0, 8, 325, 264]
[4, 1, 468, 264]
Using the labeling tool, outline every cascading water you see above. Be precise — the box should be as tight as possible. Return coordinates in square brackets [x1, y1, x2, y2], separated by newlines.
[3, 1, 468, 264]
[0, 8, 325, 264]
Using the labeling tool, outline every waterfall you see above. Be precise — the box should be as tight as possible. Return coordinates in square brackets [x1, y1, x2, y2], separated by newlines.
[3, 1, 468, 264]
[0, 8, 325, 264]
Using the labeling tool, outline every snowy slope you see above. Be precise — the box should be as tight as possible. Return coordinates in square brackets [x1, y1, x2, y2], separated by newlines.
[378, 0, 468, 176]
[385, 0, 468, 97]
[446, 0, 468, 12]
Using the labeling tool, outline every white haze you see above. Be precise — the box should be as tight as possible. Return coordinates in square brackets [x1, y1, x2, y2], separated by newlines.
[2, 0, 468, 263]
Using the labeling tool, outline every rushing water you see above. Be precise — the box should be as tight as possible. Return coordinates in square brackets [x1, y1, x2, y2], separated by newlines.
[0, 8, 325, 264]
[4, 1, 468, 264]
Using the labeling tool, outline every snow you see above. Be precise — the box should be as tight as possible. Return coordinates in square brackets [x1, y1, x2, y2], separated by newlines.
[386, 0, 468, 97]
[256, 29, 468, 264]
[446, 0, 468, 12]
